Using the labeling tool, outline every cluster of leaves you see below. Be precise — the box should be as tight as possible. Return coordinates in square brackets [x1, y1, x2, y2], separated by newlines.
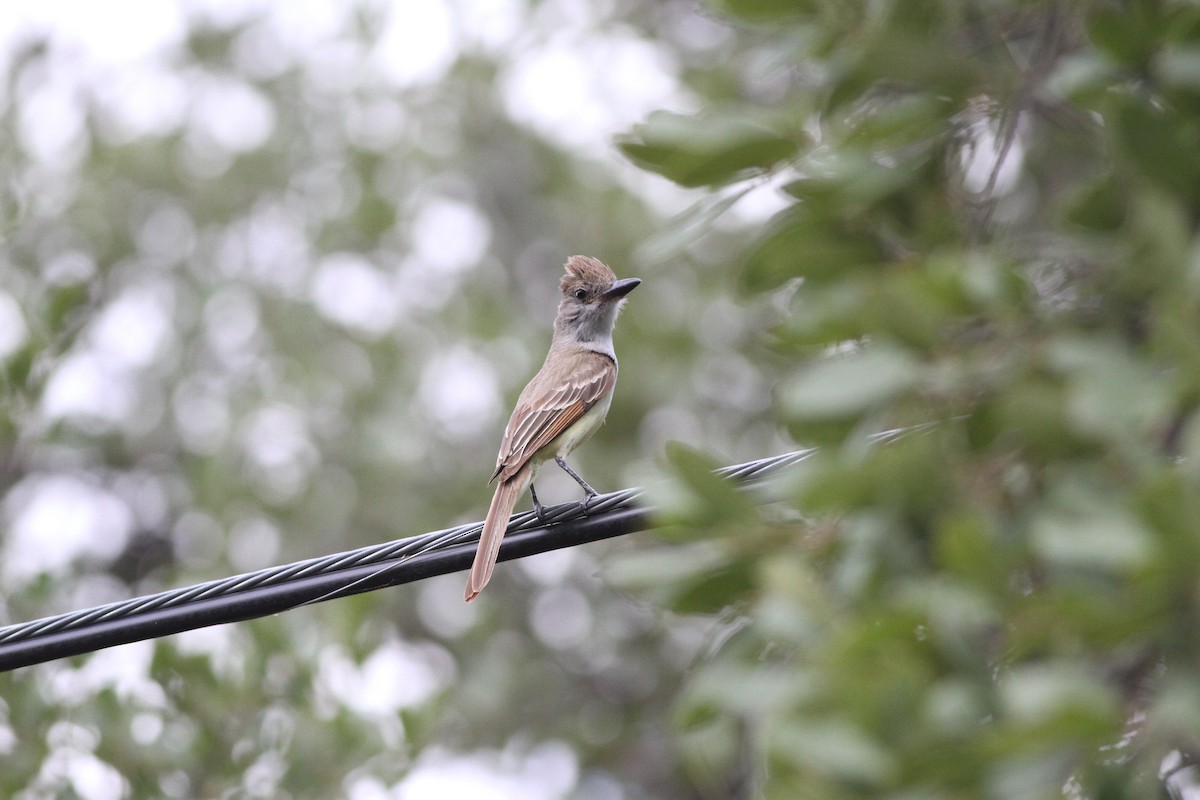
[618, 0, 1200, 797]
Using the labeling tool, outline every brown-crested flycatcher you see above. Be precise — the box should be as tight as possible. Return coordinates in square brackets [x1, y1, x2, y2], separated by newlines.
[465, 255, 640, 601]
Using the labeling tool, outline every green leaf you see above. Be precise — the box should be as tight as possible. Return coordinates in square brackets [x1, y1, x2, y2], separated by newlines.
[1088, 9, 1151, 67]
[844, 94, 948, 150]
[682, 663, 813, 721]
[1042, 53, 1121, 104]
[1048, 337, 1172, 446]
[934, 513, 1009, 589]
[1063, 175, 1126, 232]
[675, 717, 744, 795]
[1032, 506, 1154, 573]
[1112, 97, 1200, 198]
[605, 542, 758, 614]
[604, 543, 729, 592]
[617, 110, 800, 187]
[3, 342, 36, 388]
[825, 34, 982, 113]
[771, 720, 897, 785]
[923, 678, 988, 736]
[782, 153, 917, 211]
[999, 663, 1119, 727]
[47, 283, 91, 335]
[661, 442, 756, 524]
[1146, 676, 1200, 741]
[672, 555, 758, 614]
[1155, 46, 1200, 90]
[783, 345, 919, 420]
[741, 207, 888, 290]
[975, 376, 1088, 459]
[896, 578, 1000, 637]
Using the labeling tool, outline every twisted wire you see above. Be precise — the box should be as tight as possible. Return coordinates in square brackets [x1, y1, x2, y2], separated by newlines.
[0, 448, 818, 662]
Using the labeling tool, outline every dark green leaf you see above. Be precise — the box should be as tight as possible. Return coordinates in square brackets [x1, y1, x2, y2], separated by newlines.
[1063, 175, 1126, 232]
[741, 207, 888, 290]
[1112, 97, 1200, 197]
[1088, 9, 1151, 67]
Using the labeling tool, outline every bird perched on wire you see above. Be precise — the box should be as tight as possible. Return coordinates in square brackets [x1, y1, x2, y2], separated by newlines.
[465, 255, 640, 601]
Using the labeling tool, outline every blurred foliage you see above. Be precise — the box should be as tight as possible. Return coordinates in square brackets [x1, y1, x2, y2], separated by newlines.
[4, 0, 1200, 798]
[614, 0, 1200, 797]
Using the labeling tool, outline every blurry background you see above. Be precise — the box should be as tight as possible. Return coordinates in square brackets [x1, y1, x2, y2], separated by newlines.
[5, 1, 1200, 798]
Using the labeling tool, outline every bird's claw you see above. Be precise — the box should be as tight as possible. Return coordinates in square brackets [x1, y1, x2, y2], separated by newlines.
[577, 492, 599, 515]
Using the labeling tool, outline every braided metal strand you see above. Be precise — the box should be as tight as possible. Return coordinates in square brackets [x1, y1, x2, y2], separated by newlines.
[0, 447, 819, 670]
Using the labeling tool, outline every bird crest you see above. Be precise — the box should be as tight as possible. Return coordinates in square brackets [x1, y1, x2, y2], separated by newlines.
[560, 255, 616, 293]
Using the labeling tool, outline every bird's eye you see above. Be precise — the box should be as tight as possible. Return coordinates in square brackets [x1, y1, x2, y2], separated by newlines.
[574, 288, 588, 301]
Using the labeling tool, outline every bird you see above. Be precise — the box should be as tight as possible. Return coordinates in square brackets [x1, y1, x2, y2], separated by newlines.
[465, 255, 640, 601]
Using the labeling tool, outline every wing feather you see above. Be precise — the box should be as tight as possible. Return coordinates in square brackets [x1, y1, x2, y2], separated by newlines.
[491, 349, 616, 483]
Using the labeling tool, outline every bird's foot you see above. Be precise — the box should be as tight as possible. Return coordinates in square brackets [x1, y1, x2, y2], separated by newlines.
[577, 490, 600, 515]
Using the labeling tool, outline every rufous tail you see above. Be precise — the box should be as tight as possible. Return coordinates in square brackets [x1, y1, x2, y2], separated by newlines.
[465, 469, 528, 601]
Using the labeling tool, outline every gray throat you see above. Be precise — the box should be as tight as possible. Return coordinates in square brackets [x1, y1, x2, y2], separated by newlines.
[557, 305, 620, 360]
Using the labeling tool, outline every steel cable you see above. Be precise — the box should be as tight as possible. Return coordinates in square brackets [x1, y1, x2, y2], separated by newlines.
[0, 447, 820, 672]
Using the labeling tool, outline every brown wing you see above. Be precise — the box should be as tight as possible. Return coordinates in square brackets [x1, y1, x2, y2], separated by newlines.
[491, 348, 616, 484]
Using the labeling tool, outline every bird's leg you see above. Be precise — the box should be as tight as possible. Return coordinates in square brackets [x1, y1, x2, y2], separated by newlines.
[555, 456, 599, 510]
[529, 483, 549, 523]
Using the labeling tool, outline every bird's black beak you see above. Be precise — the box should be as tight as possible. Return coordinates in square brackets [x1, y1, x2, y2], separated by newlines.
[602, 278, 641, 299]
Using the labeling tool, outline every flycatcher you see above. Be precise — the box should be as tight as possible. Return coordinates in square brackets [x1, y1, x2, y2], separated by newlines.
[465, 255, 640, 601]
